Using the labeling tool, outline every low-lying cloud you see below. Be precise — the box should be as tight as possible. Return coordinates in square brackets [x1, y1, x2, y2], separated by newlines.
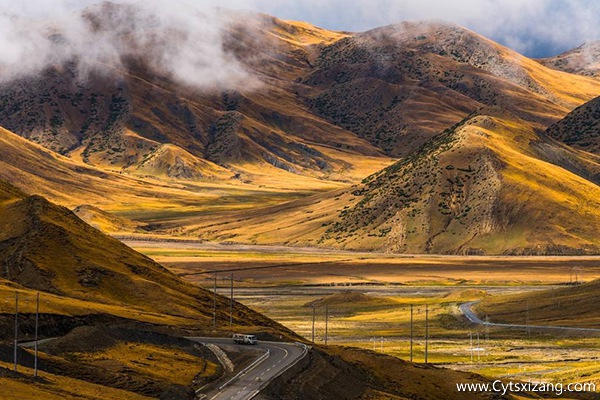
[0, 0, 254, 89]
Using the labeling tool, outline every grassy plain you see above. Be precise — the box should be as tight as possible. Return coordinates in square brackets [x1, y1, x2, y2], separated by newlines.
[128, 240, 600, 389]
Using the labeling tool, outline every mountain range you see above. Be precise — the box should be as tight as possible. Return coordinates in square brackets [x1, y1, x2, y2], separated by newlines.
[0, 3, 599, 254]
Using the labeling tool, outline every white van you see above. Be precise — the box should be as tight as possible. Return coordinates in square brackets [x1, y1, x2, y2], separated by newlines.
[233, 333, 258, 345]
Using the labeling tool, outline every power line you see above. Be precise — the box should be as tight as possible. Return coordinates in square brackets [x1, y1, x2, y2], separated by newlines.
[311, 305, 316, 343]
[470, 332, 473, 363]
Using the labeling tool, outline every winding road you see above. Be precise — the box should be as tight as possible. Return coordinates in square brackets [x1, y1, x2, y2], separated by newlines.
[460, 301, 600, 333]
[189, 338, 307, 400]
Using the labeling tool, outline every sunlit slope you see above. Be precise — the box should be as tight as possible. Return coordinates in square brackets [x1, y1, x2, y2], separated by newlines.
[0, 125, 156, 207]
[303, 21, 600, 157]
[185, 109, 600, 255]
[73, 204, 144, 234]
[0, 124, 361, 227]
[0, 179, 289, 330]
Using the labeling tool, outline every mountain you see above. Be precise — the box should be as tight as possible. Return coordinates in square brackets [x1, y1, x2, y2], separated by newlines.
[539, 41, 600, 77]
[184, 108, 600, 255]
[546, 95, 600, 155]
[302, 21, 600, 157]
[0, 4, 387, 187]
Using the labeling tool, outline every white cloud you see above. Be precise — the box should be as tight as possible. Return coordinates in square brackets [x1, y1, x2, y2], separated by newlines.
[0, 0, 255, 89]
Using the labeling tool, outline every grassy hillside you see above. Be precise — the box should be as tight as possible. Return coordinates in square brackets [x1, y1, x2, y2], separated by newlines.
[0, 178, 293, 332]
[184, 108, 600, 255]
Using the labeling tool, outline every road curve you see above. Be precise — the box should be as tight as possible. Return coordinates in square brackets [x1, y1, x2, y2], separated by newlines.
[189, 337, 307, 400]
[460, 301, 600, 333]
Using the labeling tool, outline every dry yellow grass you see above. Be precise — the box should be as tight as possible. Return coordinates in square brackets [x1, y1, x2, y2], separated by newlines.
[0, 362, 152, 400]
[69, 342, 218, 386]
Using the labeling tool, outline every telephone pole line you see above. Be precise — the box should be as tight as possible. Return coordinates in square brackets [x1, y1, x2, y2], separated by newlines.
[311, 306, 316, 343]
[470, 332, 473, 363]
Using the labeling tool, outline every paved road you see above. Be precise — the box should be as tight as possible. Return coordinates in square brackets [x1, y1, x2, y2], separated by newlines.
[460, 301, 600, 333]
[189, 338, 307, 400]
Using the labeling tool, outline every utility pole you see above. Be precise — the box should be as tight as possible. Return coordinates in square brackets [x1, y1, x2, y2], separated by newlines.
[410, 304, 413, 362]
[485, 315, 490, 342]
[380, 336, 383, 352]
[325, 305, 329, 346]
[311, 306, 316, 343]
[470, 332, 473, 363]
[477, 332, 480, 362]
[34, 292, 39, 378]
[526, 301, 530, 336]
[425, 304, 429, 364]
[213, 273, 217, 328]
[14, 291, 19, 372]
[229, 273, 234, 328]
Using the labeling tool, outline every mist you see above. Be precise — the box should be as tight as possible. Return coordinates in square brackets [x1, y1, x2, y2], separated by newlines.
[0, 0, 254, 89]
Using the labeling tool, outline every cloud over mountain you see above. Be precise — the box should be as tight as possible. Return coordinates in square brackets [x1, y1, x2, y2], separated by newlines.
[0, 0, 254, 89]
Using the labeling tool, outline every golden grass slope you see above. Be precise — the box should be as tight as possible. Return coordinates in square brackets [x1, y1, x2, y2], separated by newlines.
[0, 178, 292, 332]
[183, 109, 600, 255]
[72, 204, 144, 234]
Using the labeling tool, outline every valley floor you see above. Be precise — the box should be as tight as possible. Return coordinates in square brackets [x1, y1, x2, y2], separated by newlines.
[126, 239, 600, 390]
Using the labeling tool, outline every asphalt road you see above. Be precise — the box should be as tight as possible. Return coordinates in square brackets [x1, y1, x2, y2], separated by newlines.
[189, 337, 307, 400]
[460, 301, 600, 332]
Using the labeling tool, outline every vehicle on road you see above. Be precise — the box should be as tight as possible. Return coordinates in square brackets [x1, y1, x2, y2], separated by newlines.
[233, 333, 258, 345]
